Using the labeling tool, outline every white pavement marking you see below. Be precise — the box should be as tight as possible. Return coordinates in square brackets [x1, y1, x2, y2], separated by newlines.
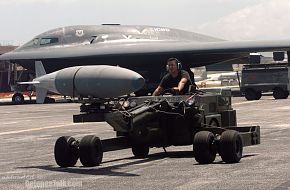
[0, 115, 59, 121]
[232, 100, 259, 105]
[1, 121, 20, 125]
[0, 123, 76, 136]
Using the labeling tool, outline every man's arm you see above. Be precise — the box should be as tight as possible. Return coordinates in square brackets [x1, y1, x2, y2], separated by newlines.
[173, 71, 190, 92]
[152, 86, 164, 96]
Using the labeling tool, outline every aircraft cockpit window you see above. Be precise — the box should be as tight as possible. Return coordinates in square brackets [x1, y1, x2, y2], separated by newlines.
[40, 38, 59, 45]
[33, 38, 39, 45]
[22, 38, 39, 48]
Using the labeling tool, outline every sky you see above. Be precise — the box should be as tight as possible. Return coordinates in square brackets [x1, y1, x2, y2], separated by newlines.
[1, 0, 290, 45]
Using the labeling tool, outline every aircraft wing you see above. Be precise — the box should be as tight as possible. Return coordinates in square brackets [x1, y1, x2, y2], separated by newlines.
[1, 39, 290, 61]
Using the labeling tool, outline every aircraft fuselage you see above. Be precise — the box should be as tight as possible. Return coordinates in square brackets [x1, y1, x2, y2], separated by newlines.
[0, 25, 247, 93]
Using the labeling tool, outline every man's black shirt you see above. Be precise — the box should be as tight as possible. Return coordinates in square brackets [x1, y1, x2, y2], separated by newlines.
[159, 70, 192, 94]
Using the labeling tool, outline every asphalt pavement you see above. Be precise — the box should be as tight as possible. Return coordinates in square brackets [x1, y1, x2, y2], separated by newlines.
[0, 96, 289, 190]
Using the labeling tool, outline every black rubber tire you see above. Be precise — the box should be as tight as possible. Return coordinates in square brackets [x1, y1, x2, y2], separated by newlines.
[255, 91, 262, 100]
[132, 144, 149, 158]
[284, 91, 289, 99]
[273, 88, 288, 99]
[79, 135, 103, 167]
[54, 136, 79, 167]
[12, 93, 24, 104]
[219, 130, 243, 163]
[193, 131, 217, 164]
[244, 89, 256, 101]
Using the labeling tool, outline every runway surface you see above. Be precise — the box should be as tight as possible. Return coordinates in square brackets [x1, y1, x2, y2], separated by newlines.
[0, 96, 290, 190]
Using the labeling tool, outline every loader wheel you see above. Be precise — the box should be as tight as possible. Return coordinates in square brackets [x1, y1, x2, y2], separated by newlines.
[219, 130, 243, 163]
[54, 136, 79, 167]
[193, 131, 217, 164]
[12, 93, 24, 104]
[273, 88, 288, 99]
[132, 144, 149, 158]
[79, 135, 103, 167]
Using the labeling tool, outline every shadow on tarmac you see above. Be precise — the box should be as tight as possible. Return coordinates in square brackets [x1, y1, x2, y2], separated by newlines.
[17, 152, 258, 176]
[17, 157, 163, 177]
[17, 150, 194, 177]
[192, 153, 259, 165]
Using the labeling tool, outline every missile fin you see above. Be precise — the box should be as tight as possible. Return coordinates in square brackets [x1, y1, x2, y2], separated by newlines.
[36, 87, 48, 104]
[35, 61, 46, 77]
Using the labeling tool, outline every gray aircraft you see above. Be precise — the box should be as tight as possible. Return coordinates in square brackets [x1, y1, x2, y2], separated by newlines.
[2, 24, 290, 96]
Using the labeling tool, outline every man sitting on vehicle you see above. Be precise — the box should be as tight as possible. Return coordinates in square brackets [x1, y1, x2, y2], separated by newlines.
[152, 58, 192, 96]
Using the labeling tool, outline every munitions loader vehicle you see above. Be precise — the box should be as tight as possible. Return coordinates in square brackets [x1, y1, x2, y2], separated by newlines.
[54, 88, 260, 167]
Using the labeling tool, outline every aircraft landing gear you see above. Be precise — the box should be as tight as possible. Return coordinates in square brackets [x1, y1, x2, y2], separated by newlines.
[12, 93, 24, 104]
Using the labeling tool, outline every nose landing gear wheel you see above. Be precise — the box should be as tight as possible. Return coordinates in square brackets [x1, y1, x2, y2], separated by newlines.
[54, 136, 79, 167]
[79, 135, 103, 167]
[193, 131, 217, 164]
[12, 93, 24, 104]
[219, 130, 243, 163]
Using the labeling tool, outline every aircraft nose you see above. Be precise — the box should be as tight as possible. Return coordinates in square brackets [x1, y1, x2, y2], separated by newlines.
[132, 74, 145, 90]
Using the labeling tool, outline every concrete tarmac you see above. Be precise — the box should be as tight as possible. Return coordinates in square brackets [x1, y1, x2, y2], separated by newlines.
[0, 96, 290, 190]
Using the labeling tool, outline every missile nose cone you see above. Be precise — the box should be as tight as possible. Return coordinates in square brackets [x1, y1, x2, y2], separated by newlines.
[53, 65, 145, 98]
[132, 74, 145, 90]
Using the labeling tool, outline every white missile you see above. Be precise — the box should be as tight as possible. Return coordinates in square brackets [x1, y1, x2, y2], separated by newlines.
[19, 61, 145, 103]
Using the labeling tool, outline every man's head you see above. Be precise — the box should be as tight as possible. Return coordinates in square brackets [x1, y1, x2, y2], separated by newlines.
[166, 58, 181, 75]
